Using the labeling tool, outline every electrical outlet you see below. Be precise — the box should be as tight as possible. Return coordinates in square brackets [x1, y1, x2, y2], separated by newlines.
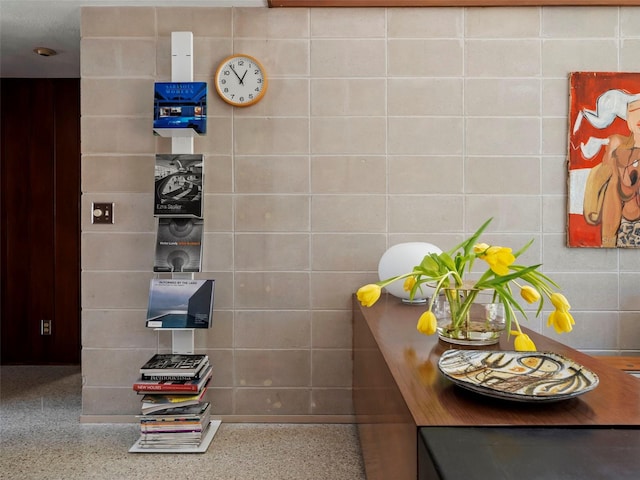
[41, 319, 52, 336]
[92, 202, 114, 224]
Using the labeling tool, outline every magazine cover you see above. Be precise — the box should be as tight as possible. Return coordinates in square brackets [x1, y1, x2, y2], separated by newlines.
[154, 218, 203, 273]
[153, 82, 207, 135]
[146, 279, 214, 329]
[154, 154, 203, 217]
[140, 354, 208, 374]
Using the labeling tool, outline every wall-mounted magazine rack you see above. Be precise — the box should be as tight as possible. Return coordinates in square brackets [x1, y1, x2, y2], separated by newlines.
[131, 31, 218, 455]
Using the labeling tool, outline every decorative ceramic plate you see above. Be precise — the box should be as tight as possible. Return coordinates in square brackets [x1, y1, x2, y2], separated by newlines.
[438, 349, 599, 402]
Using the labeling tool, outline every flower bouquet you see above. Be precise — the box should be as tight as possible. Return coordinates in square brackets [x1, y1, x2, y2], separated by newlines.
[357, 218, 575, 351]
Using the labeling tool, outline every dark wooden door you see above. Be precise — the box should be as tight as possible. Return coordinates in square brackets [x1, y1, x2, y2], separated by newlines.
[1, 78, 80, 364]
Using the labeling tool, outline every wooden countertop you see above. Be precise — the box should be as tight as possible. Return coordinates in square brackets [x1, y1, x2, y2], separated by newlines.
[354, 294, 640, 427]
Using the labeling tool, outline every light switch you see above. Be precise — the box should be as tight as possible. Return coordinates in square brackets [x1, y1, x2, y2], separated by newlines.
[92, 202, 114, 224]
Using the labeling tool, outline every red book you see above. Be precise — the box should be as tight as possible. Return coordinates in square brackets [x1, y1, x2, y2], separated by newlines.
[133, 365, 211, 393]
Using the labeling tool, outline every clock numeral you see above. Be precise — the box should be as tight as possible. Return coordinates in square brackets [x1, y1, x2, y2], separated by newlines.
[223, 70, 230, 76]
[257, 79, 262, 84]
[221, 79, 227, 85]
[239, 96, 245, 102]
[248, 94, 254, 99]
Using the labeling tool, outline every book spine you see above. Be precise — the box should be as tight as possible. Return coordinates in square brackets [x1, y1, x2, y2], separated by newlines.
[141, 374, 200, 381]
[133, 384, 198, 392]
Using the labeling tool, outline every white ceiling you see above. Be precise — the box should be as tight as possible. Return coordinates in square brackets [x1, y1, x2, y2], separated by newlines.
[0, 0, 267, 78]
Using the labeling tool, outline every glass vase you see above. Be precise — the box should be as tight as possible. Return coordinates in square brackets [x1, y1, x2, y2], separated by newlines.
[433, 288, 506, 346]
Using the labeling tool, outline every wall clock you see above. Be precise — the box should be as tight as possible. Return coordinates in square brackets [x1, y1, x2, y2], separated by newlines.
[214, 54, 268, 107]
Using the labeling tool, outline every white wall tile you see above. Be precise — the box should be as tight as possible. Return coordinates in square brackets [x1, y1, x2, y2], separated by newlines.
[542, 7, 619, 38]
[542, 39, 618, 76]
[466, 7, 540, 38]
[465, 79, 541, 116]
[388, 156, 463, 194]
[312, 79, 386, 116]
[235, 6, 309, 38]
[465, 195, 541, 232]
[388, 8, 463, 38]
[389, 195, 464, 233]
[620, 39, 640, 71]
[388, 78, 463, 116]
[465, 156, 541, 195]
[310, 8, 385, 38]
[312, 195, 386, 233]
[388, 117, 463, 155]
[311, 156, 387, 194]
[311, 39, 385, 77]
[465, 117, 541, 156]
[466, 39, 541, 77]
[388, 39, 463, 77]
[311, 117, 386, 154]
[234, 118, 309, 155]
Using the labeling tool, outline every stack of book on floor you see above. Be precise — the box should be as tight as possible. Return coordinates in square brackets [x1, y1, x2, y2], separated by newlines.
[129, 353, 220, 453]
[137, 401, 212, 449]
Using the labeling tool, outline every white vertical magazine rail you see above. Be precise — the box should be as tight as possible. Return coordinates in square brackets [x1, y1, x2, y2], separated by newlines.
[162, 32, 196, 357]
[130, 32, 220, 454]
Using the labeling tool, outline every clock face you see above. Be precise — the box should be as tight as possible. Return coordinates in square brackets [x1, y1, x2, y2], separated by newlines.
[214, 54, 267, 107]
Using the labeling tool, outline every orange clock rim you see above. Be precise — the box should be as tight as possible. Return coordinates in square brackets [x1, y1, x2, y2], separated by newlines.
[214, 53, 268, 107]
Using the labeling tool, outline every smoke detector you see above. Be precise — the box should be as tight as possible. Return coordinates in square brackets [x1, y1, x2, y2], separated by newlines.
[33, 47, 57, 57]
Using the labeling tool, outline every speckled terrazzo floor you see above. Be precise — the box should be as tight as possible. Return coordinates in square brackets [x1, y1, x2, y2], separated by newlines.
[0, 366, 366, 480]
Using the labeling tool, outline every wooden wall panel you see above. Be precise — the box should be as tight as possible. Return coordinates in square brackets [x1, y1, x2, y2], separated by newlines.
[1, 79, 80, 364]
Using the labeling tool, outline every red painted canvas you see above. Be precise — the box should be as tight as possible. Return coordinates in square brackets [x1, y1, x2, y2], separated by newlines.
[568, 72, 640, 248]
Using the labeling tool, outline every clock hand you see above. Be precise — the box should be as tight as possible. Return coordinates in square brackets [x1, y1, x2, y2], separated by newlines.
[240, 70, 248, 83]
[229, 65, 244, 85]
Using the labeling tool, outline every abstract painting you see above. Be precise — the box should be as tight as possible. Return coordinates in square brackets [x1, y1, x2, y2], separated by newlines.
[567, 72, 640, 248]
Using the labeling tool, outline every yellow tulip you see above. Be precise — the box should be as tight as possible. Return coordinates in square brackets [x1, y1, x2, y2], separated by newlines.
[473, 243, 490, 253]
[520, 285, 541, 304]
[550, 292, 571, 311]
[513, 332, 537, 351]
[356, 284, 381, 307]
[478, 245, 515, 276]
[547, 309, 575, 334]
[416, 310, 437, 335]
[403, 276, 416, 292]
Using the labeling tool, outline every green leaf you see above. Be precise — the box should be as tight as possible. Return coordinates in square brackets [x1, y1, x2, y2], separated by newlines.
[437, 252, 457, 273]
[419, 254, 441, 276]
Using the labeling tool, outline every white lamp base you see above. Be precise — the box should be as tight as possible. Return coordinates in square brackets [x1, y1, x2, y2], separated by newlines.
[378, 242, 442, 303]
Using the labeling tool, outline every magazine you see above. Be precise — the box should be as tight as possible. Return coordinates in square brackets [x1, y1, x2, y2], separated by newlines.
[154, 217, 203, 272]
[153, 82, 207, 135]
[145, 279, 214, 329]
[133, 365, 212, 393]
[154, 154, 203, 217]
[140, 389, 208, 415]
[140, 354, 208, 375]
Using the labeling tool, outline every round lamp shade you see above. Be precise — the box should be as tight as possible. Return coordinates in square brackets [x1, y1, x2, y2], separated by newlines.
[378, 242, 442, 303]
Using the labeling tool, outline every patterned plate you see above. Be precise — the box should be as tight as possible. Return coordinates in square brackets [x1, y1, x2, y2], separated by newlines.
[438, 349, 599, 402]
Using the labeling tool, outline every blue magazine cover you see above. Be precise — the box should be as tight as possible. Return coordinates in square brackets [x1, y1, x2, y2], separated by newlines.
[153, 82, 207, 135]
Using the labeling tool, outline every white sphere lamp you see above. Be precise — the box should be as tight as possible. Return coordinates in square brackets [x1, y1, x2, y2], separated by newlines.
[378, 242, 442, 304]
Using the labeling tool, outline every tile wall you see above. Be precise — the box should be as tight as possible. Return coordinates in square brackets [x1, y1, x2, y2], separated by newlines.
[80, 5, 640, 421]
